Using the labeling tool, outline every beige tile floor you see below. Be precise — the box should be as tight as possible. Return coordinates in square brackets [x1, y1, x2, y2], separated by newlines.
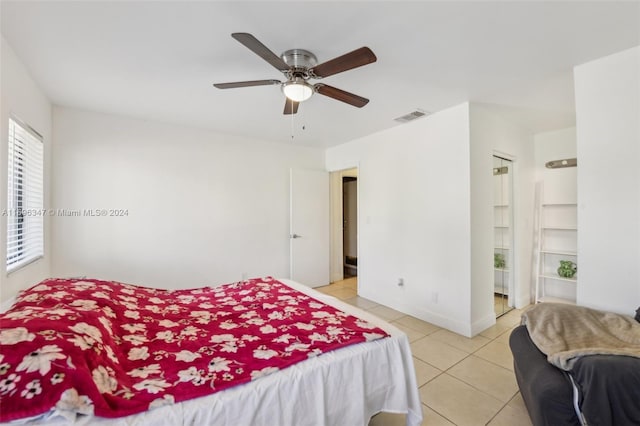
[315, 278, 533, 426]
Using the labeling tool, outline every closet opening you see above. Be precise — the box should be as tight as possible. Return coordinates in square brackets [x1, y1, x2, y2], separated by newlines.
[493, 155, 515, 317]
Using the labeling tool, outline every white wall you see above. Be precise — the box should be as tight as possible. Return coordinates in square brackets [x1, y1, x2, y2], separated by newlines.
[534, 128, 577, 205]
[533, 127, 577, 301]
[469, 104, 535, 333]
[574, 46, 640, 315]
[51, 107, 324, 289]
[326, 103, 473, 335]
[0, 36, 52, 304]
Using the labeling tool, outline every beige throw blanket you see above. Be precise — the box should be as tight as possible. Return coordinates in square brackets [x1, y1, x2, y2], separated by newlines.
[522, 303, 640, 370]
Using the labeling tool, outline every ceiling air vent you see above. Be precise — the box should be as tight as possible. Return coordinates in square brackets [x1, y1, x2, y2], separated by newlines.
[394, 109, 429, 123]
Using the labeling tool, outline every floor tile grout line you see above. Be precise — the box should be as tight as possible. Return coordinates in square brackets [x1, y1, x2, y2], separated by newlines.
[483, 392, 519, 425]
[410, 333, 487, 360]
[465, 353, 516, 375]
[427, 333, 493, 354]
[416, 369, 444, 388]
[438, 372, 506, 405]
[421, 401, 460, 426]
[473, 341, 515, 372]
[420, 372, 508, 426]
[444, 352, 512, 400]
[443, 367, 519, 407]
[393, 322, 440, 336]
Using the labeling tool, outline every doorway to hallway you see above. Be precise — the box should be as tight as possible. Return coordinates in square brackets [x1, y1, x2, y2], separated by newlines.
[343, 175, 358, 278]
[329, 167, 358, 284]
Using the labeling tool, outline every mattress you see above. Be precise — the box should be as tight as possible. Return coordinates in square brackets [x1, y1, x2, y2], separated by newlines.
[2, 278, 423, 426]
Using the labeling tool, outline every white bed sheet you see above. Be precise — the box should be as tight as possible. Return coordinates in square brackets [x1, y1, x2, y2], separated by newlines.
[6, 279, 423, 426]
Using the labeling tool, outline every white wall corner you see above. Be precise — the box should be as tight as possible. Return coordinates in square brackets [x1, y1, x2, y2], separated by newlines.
[470, 313, 497, 337]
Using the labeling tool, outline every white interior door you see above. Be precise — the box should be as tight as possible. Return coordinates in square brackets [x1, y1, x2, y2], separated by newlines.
[290, 168, 329, 287]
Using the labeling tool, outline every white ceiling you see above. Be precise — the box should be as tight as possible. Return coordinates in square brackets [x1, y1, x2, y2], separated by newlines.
[1, 1, 638, 147]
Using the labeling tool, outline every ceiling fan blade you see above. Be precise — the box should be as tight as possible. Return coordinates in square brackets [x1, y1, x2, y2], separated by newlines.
[213, 79, 281, 89]
[283, 99, 299, 115]
[315, 84, 369, 108]
[231, 33, 290, 72]
[310, 47, 377, 78]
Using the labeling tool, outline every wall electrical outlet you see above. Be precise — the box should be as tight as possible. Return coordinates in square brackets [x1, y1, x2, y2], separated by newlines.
[241, 272, 248, 281]
[397, 278, 404, 287]
[431, 292, 439, 304]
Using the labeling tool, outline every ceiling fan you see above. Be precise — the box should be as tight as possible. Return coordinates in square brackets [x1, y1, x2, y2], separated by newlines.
[213, 33, 377, 115]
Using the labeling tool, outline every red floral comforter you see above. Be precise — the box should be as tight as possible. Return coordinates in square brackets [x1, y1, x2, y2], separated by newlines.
[0, 277, 388, 421]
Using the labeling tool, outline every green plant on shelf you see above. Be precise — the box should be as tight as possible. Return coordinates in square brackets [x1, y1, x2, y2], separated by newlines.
[494, 253, 506, 269]
[557, 260, 577, 278]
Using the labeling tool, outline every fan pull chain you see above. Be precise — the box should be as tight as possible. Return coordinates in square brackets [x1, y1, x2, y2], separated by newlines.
[290, 100, 295, 140]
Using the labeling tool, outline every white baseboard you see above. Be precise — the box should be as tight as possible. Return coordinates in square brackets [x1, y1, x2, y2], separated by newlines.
[470, 312, 498, 336]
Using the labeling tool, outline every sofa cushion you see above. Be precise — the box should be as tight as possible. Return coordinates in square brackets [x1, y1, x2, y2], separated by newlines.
[509, 325, 580, 426]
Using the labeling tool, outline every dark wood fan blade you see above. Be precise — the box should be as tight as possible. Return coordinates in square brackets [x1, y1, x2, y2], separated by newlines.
[315, 84, 369, 107]
[231, 33, 290, 72]
[213, 80, 281, 89]
[310, 47, 377, 78]
[283, 99, 299, 115]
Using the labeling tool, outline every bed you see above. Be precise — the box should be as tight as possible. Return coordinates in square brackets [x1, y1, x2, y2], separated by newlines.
[510, 303, 640, 426]
[0, 277, 422, 426]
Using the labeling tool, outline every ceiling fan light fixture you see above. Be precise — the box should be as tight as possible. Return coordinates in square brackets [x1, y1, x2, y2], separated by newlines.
[215, 33, 376, 114]
[282, 78, 314, 102]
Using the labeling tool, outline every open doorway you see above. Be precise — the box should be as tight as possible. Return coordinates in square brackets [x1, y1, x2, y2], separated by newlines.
[329, 167, 358, 284]
[343, 175, 358, 278]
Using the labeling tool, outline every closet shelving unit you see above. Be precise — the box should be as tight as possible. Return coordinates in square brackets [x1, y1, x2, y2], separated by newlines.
[494, 205, 511, 297]
[494, 204, 510, 275]
[534, 198, 578, 304]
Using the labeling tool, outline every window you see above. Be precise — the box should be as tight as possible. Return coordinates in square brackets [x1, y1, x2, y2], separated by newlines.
[7, 117, 44, 272]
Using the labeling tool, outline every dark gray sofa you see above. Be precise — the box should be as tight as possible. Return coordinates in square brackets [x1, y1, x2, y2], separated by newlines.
[509, 325, 580, 425]
[510, 323, 640, 426]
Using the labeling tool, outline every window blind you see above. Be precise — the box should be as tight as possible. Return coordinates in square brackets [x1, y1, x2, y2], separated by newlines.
[7, 117, 44, 272]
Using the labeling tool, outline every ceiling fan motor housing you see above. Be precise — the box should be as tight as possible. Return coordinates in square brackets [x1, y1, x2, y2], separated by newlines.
[281, 49, 318, 72]
[280, 50, 318, 102]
